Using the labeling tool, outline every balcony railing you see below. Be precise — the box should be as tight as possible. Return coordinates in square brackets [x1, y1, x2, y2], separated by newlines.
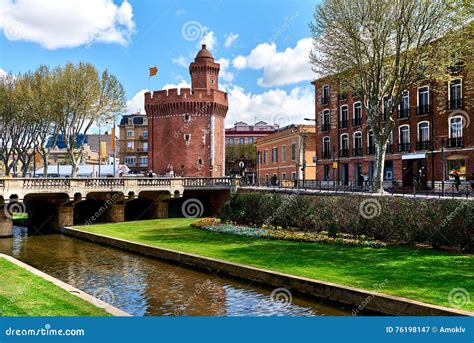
[448, 98, 463, 110]
[321, 123, 330, 132]
[448, 137, 463, 148]
[352, 148, 363, 156]
[339, 148, 349, 157]
[398, 108, 409, 119]
[339, 119, 348, 128]
[322, 150, 331, 159]
[352, 117, 362, 126]
[416, 140, 432, 150]
[366, 145, 375, 155]
[398, 142, 411, 152]
[321, 97, 329, 105]
[416, 105, 431, 116]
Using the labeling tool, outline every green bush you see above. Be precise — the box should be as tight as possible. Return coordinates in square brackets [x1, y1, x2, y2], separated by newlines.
[220, 192, 474, 252]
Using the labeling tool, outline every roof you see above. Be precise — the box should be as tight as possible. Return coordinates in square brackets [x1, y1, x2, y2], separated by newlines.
[195, 44, 214, 60]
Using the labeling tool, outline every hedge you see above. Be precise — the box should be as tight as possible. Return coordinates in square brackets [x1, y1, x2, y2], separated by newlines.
[220, 192, 474, 252]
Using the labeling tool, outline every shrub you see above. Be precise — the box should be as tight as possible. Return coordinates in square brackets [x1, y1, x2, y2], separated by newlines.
[220, 192, 473, 252]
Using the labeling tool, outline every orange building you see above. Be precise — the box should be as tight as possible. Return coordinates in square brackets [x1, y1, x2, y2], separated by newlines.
[255, 125, 316, 185]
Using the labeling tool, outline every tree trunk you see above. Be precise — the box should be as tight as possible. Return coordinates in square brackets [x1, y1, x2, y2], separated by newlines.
[373, 139, 388, 193]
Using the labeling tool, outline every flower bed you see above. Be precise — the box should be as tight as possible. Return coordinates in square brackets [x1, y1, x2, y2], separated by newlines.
[191, 218, 386, 248]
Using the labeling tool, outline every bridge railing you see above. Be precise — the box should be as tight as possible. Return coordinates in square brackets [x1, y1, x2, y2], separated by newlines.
[182, 177, 232, 188]
[137, 179, 172, 187]
[23, 178, 71, 188]
[84, 178, 125, 188]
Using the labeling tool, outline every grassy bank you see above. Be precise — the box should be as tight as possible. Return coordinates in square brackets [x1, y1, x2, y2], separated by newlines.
[0, 257, 109, 316]
[76, 218, 473, 312]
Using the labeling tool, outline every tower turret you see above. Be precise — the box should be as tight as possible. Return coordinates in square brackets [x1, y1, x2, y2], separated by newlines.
[189, 44, 220, 91]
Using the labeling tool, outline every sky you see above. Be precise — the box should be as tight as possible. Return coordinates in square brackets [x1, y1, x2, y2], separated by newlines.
[0, 0, 319, 129]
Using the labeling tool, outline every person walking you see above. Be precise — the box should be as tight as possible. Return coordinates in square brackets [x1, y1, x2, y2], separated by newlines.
[453, 171, 461, 192]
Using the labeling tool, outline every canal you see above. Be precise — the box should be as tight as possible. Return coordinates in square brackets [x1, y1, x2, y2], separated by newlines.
[0, 226, 351, 316]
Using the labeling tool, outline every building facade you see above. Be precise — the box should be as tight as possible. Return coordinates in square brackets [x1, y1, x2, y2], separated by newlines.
[225, 121, 278, 146]
[255, 125, 316, 185]
[145, 45, 228, 177]
[312, 70, 473, 188]
[118, 112, 149, 174]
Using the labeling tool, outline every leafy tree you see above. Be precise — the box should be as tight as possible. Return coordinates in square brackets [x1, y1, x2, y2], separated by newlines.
[310, 0, 472, 192]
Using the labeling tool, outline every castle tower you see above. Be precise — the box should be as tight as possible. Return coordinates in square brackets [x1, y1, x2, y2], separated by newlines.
[145, 45, 228, 177]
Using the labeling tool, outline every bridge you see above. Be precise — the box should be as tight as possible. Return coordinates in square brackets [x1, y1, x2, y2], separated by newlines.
[0, 177, 240, 237]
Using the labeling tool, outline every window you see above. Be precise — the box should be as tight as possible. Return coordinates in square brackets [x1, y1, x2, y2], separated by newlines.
[184, 134, 191, 145]
[447, 160, 466, 180]
[143, 142, 148, 152]
[282, 172, 287, 180]
[449, 79, 462, 110]
[143, 131, 148, 138]
[398, 91, 409, 118]
[291, 143, 297, 160]
[184, 114, 190, 122]
[292, 172, 296, 181]
[229, 138, 234, 145]
[127, 141, 134, 149]
[321, 85, 329, 104]
[353, 102, 362, 126]
[282, 145, 287, 162]
[239, 138, 245, 144]
[322, 109, 330, 131]
[272, 147, 278, 163]
[127, 130, 134, 137]
[417, 122, 430, 150]
[248, 137, 254, 144]
[264, 150, 269, 164]
[340, 134, 349, 157]
[383, 96, 392, 120]
[124, 156, 136, 165]
[323, 137, 330, 159]
[353, 132, 362, 156]
[340, 105, 348, 128]
[139, 156, 148, 166]
[197, 159, 203, 169]
[417, 86, 430, 115]
[449, 116, 463, 148]
[324, 165, 330, 181]
[367, 130, 375, 154]
[398, 125, 410, 152]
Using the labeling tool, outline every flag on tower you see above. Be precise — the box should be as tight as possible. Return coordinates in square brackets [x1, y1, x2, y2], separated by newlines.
[149, 66, 158, 77]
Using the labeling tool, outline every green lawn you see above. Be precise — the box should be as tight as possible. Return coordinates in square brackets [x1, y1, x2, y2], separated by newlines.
[76, 218, 474, 312]
[0, 257, 110, 316]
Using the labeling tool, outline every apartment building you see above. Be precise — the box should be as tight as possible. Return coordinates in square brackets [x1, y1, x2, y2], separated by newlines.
[118, 113, 149, 174]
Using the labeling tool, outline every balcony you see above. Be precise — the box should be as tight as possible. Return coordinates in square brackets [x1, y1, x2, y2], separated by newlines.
[448, 98, 463, 110]
[416, 105, 431, 116]
[339, 148, 349, 157]
[386, 144, 393, 153]
[352, 148, 363, 156]
[398, 142, 411, 152]
[448, 137, 463, 148]
[322, 150, 331, 159]
[366, 145, 375, 155]
[321, 97, 329, 105]
[398, 108, 409, 119]
[339, 120, 348, 129]
[416, 140, 432, 150]
[321, 123, 330, 132]
[352, 117, 362, 127]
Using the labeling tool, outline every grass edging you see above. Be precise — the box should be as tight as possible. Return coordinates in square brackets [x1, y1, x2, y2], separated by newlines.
[0, 253, 130, 317]
[62, 227, 473, 317]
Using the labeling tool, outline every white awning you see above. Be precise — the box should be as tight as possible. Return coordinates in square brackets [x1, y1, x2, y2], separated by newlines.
[402, 153, 426, 160]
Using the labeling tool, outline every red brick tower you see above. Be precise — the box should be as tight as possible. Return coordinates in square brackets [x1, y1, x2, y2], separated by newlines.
[145, 45, 228, 177]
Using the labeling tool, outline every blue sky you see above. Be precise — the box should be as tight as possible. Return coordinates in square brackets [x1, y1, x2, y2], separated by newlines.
[0, 0, 318, 128]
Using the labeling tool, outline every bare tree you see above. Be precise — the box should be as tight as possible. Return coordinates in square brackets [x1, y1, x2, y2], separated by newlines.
[54, 63, 126, 177]
[310, 0, 472, 192]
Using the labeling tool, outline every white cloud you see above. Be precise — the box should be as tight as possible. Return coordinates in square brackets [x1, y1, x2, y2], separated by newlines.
[176, 9, 185, 16]
[225, 85, 314, 127]
[0, 68, 6, 77]
[216, 58, 233, 82]
[162, 80, 191, 90]
[172, 55, 189, 68]
[232, 38, 314, 87]
[0, 0, 136, 49]
[126, 89, 148, 115]
[224, 32, 239, 48]
[201, 30, 216, 51]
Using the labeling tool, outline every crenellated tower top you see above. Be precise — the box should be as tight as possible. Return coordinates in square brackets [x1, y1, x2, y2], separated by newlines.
[189, 44, 220, 91]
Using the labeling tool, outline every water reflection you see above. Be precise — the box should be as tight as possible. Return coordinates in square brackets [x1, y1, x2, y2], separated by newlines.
[0, 226, 349, 316]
